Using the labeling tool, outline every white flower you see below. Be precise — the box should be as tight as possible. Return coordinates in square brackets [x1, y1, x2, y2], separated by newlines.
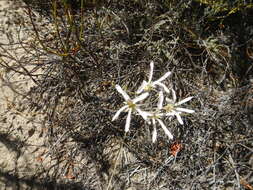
[148, 112, 174, 142]
[163, 89, 195, 125]
[137, 61, 172, 94]
[147, 91, 173, 143]
[112, 84, 149, 132]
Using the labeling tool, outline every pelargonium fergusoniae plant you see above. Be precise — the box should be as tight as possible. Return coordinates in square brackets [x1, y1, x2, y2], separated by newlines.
[112, 61, 194, 142]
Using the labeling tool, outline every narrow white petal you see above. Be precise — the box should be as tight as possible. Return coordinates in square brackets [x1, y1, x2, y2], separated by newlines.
[148, 61, 154, 83]
[175, 107, 195, 113]
[116, 84, 130, 101]
[157, 119, 173, 139]
[112, 105, 128, 121]
[166, 110, 179, 116]
[152, 125, 157, 143]
[146, 115, 153, 125]
[155, 71, 172, 83]
[151, 118, 156, 126]
[175, 112, 184, 125]
[146, 111, 153, 118]
[125, 109, 132, 132]
[165, 97, 174, 104]
[171, 88, 177, 102]
[157, 113, 165, 117]
[158, 91, 164, 109]
[136, 81, 148, 94]
[155, 82, 170, 94]
[176, 96, 193, 106]
[133, 92, 149, 103]
[136, 108, 149, 120]
[165, 112, 176, 116]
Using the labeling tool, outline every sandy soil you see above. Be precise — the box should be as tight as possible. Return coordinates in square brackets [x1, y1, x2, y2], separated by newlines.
[0, 1, 102, 189]
[0, 0, 49, 189]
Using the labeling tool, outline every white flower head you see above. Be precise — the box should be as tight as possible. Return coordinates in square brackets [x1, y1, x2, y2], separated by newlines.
[137, 61, 172, 94]
[148, 112, 174, 143]
[164, 89, 195, 125]
[112, 85, 149, 132]
[147, 91, 173, 143]
[112, 60, 196, 143]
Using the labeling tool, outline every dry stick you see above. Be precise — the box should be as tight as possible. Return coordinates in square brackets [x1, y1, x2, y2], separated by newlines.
[52, 0, 67, 53]
[212, 151, 217, 189]
[0, 57, 26, 75]
[16, 56, 40, 85]
[0, 53, 38, 85]
[52, 0, 82, 58]
[149, 155, 174, 185]
[79, 0, 84, 40]
[72, 19, 100, 66]
[26, 6, 67, 57]
[228, 153, 241, 189]
[15, 13, 54, 76]
[63, 1, 75, 52]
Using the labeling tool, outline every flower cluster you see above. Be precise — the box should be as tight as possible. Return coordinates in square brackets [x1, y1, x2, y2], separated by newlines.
[112, 61, 194, 143]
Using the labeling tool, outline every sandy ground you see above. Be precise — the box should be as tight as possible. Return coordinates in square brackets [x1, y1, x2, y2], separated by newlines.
[0, 0, 49, 189]
[0, 1, 103, 189]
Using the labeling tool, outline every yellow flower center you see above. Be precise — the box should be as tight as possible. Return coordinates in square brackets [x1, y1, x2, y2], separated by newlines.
[148, 111, 161, 119]
[164, 104, 174, 112]
[126, 100, 136, 109]
[144, 83, 153, 92]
